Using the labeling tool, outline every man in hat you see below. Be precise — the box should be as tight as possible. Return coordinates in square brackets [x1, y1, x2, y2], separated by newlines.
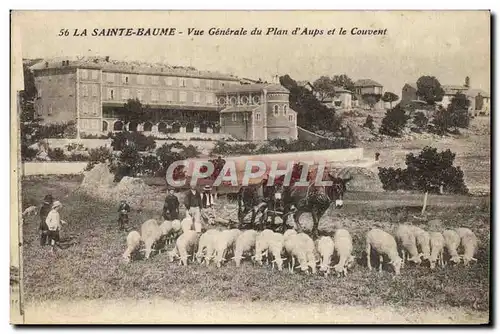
[184, 185, 203, 233]
[117, 199, 131, 231]
[201, 185, 215, 209]
[45, 201, 67, 252]
[39, 194, 53, 246]
[163, 187, 180, 220]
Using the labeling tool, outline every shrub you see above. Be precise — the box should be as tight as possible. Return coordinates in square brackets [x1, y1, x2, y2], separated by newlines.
[363, 115, 375, 130]
[37, 121, 77, 139]
[413, 111, 428, 130]
[110, 131, 156, 152]
[85, 146, 114, 171]
[110, 132, 128, 151]
[47, 148, 66, 161]
[379, 105, 410, 137]
[139, 154, 161, 177]
[113, 144, 142, 182]
[21, 144, 38, 161]
[67, 153, 89, 161]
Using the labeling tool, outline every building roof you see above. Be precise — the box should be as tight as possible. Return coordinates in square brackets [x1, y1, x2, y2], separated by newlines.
[334, 86, 353, 94]
[30, 56, 239, 80]
[404, 82, 418, 89]
[354, 79, 383, 87]
[441, 84, 490, 98]
[466, 88, 490, 98]
[216, 83, 289, 94]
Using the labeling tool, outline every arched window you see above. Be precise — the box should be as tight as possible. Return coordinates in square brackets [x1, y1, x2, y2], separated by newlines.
[158, 122, 168, 134]
[113, 120, 123, 131]
[273, 105, 279, 116]
[143, 122, 153, 132]
[283, 104, 288, 115]
[102, 120, 108, 132]
[185, 123, 195, 133]
[128, 121, 138, 132]
[171, 122, 181, 133]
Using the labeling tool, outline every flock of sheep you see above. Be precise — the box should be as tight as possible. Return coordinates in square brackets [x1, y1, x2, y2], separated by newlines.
[122, 214, 480, 277]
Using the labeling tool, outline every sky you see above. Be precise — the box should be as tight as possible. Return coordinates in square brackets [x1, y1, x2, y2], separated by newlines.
[12, 10, 491, 95]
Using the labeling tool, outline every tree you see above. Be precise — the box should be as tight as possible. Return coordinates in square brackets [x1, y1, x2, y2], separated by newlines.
[416, 76, 445, 105]
[331, 74, 355, 93]
[361, 93, 382, 110]
[381, 92, 399, 108]
[379, 105, 410, 137]
[413, 111, 428, 130]
[120, 98, 152, 126]
[312, 76, 336, 102]
[448, 93, 470, 129]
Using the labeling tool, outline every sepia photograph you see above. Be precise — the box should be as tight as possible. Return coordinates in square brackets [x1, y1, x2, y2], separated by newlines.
[10, 10, 491, 324]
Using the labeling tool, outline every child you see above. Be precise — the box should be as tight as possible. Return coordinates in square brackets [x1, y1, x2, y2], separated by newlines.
[45, 201, 67, 252]
[118, 199, 131, 231]
[39, 194, 53, 246]
[163, 188, 180, 220]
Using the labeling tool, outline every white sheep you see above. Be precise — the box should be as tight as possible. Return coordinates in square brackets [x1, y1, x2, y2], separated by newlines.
[268, 232, 287, 271]
[284, 233, 316, 274]
[140, 219, 163, 259]
[395, 224, 422, 267]
[456, 227, 479, 265]
[122, 230, 141, 263]
[365, 228, 402, 275]
[429, 231, 445, 269]
[410, 226, 431, 262]
[195, 229, 221, 266]
[443, 229, 462, 265]
[283, 229, 297, 239]
[332, 229, 355, 277]
[22, 205, 38, 216]
[213, 229, 242, 267]
[254, 229, 275, 265]
[167, 230, 200, 266]
[159, 220, 180, 246]
[316, 236, 335, 277]
[233, 229, 259, 267]
[181, 215, 193, 233]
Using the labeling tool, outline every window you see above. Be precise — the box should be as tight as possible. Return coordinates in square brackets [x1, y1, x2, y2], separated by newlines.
[122, 88, 130, 100]
[283, 104, 288, 115]
[165, 77, 174, 86]
[206, 93, 214, 105]
[193, 79, 200, 88]
[82, 85, 89, 97]
[137, 89, 143, 101]
[193, 92, 200, 104]
[93, 102, 99, 116]
[152, 76, 159, 85]
[273, 105, 279, 116]
[206, 80, 212, 90]
[179, 78, 187, 87]
[122, 74, 129, 84]
[256, 112, 261, 121]
[289, 114, 294, 122]
[106, 73, 115, 83]
[243, 113, 249, 121]
[151, 90, 159, 102]
[80, 69, 88, 80]
[107, 88, 114, 100]
[48, 106, 53, 116]
[232, 113, 237, 122]
[137, 75, 144, 85]
[92, 85, 98, 97]
[91, 70, 99, 80]
[179, 91, 187, 103]
[166, 91, 173, 102]
[81, 101, 88, 115]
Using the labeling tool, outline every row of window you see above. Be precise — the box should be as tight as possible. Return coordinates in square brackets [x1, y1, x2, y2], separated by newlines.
[272, 104, 289, 116]
[102, 87, 216, 105]
[229, 113, 295, 122]
[80, 69, 231, 90]
[80, 101, 100, 116]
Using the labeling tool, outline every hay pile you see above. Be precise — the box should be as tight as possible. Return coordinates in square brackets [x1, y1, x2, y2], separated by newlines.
[330, 166, 384, 192]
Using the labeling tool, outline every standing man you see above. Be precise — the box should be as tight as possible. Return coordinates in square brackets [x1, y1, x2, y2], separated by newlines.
[201, 185, 215, 209]
[39, 194, 53, 246]
[163, 187, 180, 220]
[184, 185, 203, 233]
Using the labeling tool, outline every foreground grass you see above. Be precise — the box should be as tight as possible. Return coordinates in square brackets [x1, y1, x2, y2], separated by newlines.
[21, 176, 490, 312]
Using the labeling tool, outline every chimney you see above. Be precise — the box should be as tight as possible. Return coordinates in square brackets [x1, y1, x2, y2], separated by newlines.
[465, 76, 470, 88]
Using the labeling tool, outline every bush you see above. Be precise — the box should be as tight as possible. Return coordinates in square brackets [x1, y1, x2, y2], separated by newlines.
[113, 144, 142, 182]
[139, 154, 161, 177]
[37, 121, 77, 139]
[379, 105, 410, 137]
[363, 115, 375, 130]
[21, 144, 38, 161]
[110, 131, 156, 152]
[81, 133, 111, 139]
[47, 148, 66, 161]
[413, 111, 428, 130]
[67, 153, 88, 161]
[85, 146, 114, 171]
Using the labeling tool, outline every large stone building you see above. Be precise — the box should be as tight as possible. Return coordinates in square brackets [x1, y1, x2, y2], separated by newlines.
[216, 83, 298, 141]
[353, 79, 384, 109]
[30, 57, 240, 136]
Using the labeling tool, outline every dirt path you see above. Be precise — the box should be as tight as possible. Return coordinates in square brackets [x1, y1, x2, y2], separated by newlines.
[22, 299, 489, 324]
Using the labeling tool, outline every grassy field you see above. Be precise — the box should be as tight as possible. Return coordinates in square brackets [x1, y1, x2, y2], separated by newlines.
[20, 175, 490, 316]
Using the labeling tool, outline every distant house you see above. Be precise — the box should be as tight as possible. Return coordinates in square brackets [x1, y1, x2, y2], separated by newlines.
[296, 80, 315, 92]
[353, 79, 384, 109]
[401, 78, 490, 116]
[321, 86, 353, 110]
